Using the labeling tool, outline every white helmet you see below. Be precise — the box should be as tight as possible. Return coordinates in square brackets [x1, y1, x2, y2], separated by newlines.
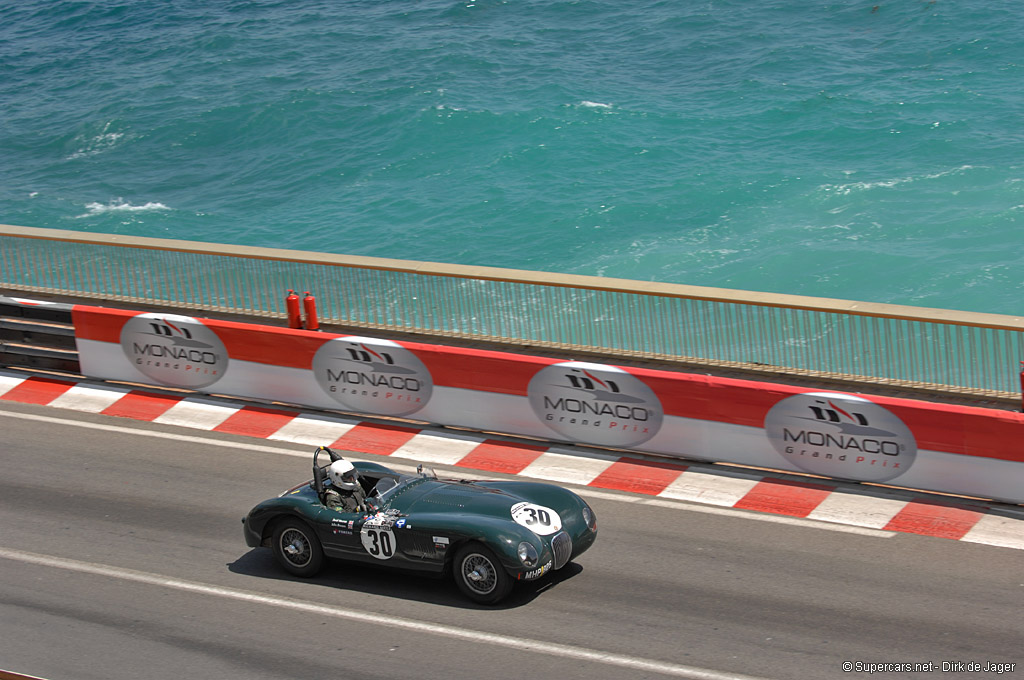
[328, 459, 360, 491]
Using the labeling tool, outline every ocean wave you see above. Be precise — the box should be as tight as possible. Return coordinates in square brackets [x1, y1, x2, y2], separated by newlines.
[66, 122, 129, 160]
[819, 165, 978, 196]
[76, 199, 171, 218]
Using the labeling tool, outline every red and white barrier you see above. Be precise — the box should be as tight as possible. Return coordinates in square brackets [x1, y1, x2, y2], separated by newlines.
[70, 304, 1024, 504]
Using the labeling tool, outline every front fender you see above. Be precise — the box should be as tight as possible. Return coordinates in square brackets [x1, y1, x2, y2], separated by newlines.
[460, 481, 598, 567]
[412, 513, 537, 564]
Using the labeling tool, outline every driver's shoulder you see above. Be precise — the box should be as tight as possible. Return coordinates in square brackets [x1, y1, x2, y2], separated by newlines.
[323, 488, 346, 508]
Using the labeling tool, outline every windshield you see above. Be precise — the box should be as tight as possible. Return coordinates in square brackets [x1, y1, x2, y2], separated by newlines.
[371, 477, 399, 498]
[375, 469, 436, 505]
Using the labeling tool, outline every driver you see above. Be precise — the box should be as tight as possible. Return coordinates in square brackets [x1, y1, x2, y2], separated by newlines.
[324, 459, 367, 512]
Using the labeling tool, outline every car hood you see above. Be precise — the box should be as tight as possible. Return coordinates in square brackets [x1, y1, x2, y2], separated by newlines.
[398, 480, 524, 519]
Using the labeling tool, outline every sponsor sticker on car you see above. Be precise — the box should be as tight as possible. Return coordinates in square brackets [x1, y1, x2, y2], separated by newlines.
[521, 560, 553, 581]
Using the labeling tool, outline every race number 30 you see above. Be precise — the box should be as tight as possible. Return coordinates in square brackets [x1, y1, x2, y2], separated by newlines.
[511, 502, 562, 536]
[361, 527, 396, 560]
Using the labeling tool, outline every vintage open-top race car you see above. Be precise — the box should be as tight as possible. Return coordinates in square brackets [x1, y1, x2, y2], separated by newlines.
[242, 446, 598, 604]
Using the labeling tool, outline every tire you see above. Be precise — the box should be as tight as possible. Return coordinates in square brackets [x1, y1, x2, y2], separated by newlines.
[453, 542, 513, 605]
[271, 518, 324, 578]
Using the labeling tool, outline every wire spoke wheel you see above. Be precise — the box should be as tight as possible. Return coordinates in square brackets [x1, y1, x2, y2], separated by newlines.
[453, 542, 512, 604]
[270, 518, 324, 577]
[461, 553, 498, 595]
[280, 528, 312, 568]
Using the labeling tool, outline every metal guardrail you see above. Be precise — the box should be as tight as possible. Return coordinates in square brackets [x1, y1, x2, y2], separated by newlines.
[0, 296, 79, 373]
[2, 224, 1024, 398]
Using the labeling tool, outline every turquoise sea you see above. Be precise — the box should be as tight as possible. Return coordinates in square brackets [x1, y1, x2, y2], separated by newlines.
[3, 1, 1024, 315]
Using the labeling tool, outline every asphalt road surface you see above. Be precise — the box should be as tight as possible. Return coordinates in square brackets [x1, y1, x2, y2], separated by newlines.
[1, 400, 1021, 680]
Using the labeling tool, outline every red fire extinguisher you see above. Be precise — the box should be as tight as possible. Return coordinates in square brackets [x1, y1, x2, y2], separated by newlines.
[285, 289, 302, 329]
[303, 291, 320, 331]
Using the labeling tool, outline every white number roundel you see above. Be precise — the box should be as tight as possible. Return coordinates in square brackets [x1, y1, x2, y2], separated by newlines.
[511, 502, 562, 536]
[360, 521, 396, 560]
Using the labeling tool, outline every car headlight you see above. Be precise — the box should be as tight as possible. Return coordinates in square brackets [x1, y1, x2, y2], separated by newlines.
[582, 505, 596, 531]
[517, 541, 539, 567]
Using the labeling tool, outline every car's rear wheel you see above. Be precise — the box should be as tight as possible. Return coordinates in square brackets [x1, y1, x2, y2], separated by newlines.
[271, 518, 324, 577]
[453, 542, 513, 604]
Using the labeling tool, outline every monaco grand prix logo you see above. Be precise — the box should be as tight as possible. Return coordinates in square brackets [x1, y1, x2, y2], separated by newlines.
[312, 337, 432, 416]
[764, 392, 917, 483]
[528, 362, 663, 448]
[119, 313, 228, 389]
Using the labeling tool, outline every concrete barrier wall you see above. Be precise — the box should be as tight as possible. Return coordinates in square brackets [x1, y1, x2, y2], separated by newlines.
[71, 304, 1024, 504]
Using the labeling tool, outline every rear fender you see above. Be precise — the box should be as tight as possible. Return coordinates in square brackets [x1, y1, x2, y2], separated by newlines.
[246, 497, 323, 546]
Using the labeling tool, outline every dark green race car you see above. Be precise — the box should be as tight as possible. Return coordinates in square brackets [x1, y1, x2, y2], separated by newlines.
[242, 446, 598, 604]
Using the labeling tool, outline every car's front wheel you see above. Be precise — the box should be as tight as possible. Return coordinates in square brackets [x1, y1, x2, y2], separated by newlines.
[271, 518, 324, 577]
[453, 542, 513, 604]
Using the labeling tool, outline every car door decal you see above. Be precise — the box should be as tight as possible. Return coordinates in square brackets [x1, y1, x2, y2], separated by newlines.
[362, 527, 395, 558]
[360, 511, 400, 560]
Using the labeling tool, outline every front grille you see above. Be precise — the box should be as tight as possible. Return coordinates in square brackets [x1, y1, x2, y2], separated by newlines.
[551, 531, 572, 570]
